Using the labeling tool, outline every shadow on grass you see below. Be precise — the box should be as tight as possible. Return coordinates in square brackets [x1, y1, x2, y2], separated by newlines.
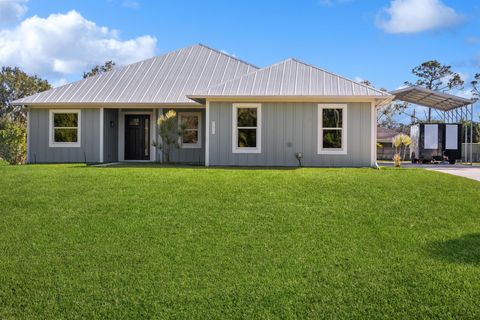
[86, 162, 301, 170]
[428, 233, 480, 265]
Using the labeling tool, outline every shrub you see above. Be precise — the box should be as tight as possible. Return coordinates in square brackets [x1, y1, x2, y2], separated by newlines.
[0, 117, 26, 164]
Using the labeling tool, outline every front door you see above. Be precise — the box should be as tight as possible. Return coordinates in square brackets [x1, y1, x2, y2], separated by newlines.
[125, 115, 150, 160]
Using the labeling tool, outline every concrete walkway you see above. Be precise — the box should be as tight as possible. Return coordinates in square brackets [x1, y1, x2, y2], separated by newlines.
[424, 166, 480, 182]
[380, 162, 480, 182]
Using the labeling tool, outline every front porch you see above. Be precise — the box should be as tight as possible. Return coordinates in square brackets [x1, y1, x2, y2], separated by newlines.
[103, 107, 205, 165]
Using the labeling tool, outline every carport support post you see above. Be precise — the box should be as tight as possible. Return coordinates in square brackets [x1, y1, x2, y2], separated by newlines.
[471, 103, 474, 165]
[465, 107, 468, 163]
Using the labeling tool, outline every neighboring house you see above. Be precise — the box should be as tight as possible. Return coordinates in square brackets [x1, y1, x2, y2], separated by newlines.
[13, 44, 393, 167]
[377, 126, 410, 160]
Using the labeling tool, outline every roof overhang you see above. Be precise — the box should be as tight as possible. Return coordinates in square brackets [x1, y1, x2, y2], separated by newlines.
[390, 86, 473, 111]
[187, 95, 395, 106]
[12, 102, 204, 108]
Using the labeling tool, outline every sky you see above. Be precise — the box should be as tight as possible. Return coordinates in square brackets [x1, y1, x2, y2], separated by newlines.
[0, 0, 478, 121]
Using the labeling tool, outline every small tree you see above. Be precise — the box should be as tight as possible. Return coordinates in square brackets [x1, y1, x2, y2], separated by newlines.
[152, 110, 185, 163]
[405, 60, 464, 122]
[471, 73, 480, 102]
[392, 133, 412, 167]
[0, 118, 26, 164]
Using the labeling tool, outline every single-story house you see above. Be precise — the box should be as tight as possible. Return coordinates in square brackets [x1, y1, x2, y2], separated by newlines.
[13, 44, 394, 167]
[377, 126, 410, 160]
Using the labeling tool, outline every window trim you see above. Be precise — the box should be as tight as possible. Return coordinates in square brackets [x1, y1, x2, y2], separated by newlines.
[317, 104, 347, 155]
[178, 112, 202, 149]
[49, 109, 81, 148]
[232, 103, 262, 154]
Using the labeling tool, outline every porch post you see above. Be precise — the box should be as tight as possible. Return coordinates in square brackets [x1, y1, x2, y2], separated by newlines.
[26, 107, 30, 163]
[158, 108, 163, 163]
[205, 100, 210, 167]
[99, 107, 104, 163]
[370, 101, 377, 167]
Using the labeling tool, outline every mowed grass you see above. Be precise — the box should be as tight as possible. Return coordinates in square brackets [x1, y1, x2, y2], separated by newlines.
[0, 164, 479, 319]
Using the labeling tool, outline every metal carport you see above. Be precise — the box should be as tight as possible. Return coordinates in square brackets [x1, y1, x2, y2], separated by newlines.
[390, 86, 476, 164]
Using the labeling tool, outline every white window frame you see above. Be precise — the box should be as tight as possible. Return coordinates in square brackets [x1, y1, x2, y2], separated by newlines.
[49, 109, 81, 148]
[317, 104, 347, 155]
[178, 112, 202, 149]
[232, 103, 261, 154]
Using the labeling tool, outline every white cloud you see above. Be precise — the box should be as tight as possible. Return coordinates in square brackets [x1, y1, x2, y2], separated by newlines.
[0, 0, 28, 25]
[51, 78, 68, 88]
[0, 10, 157, 79]
[376, 0, 463, 34]
[122, 0, 140, 9]
[353, 76, 364, 83]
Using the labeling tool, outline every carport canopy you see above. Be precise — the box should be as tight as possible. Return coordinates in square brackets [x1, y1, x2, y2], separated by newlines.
[390, 86, 473, 111]
[390, 85, 476, 164]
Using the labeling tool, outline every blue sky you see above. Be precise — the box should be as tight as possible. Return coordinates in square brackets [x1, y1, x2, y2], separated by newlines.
[0, 0, 479, 120]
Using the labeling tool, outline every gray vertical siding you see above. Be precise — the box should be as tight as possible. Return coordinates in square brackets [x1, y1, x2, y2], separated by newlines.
[29, 108, 101, 163]
[209, 102, 372, 167]
[103, 109, 119, 162]
[160, 108, 205, 164]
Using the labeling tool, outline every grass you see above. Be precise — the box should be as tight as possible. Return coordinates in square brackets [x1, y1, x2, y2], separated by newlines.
[0, 164, 479, 319]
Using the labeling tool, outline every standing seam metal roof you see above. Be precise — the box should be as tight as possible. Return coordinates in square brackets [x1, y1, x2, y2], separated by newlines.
[14, 45, 395, 106]
[188, 58, 391, 98]
[13, 44, 259, 105]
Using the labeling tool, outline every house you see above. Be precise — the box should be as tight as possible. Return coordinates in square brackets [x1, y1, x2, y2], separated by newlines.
[13, 44, 394, 167]
[376, 126, 409, 160]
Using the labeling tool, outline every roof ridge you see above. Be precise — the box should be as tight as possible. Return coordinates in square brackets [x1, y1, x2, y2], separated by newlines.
[196, 43, 260, 70]
[197, 58, 295, 95]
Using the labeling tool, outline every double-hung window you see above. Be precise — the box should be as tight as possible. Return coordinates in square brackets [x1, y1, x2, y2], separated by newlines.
[232, 103, 261, 153]
[318, 104, 347, 154]
[178, 112, 201, 148]
[49, 109, 81, 147]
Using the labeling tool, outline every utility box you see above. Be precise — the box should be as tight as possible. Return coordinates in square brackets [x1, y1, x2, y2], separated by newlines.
[410, 123, 462, 163]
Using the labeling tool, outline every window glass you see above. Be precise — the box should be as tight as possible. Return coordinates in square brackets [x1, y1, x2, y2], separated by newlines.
[179, 113, 200, 146]
[54, 128, 78, 143]
[319, 106, 345, 152]
[181, 115, 199, 129]
[183, 130, 198, 144]
[54, 113, 78, 128]
[322, 109, 342, 128]
[238, 129, 256, 148]
[53, 112, 79, 143]
[322, 130, 342, 148]
[237, 108, 257, 127]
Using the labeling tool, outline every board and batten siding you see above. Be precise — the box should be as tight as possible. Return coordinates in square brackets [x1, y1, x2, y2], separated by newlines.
[103, 109, 118, 163]
[208, 102, 372, 167]
[28, 108, 101, 163]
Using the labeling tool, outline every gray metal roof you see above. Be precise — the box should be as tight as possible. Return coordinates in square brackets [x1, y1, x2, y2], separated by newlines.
[390, 86, 473, 111]
[188, 58, 392, 101]
[13, 44, 258, 105]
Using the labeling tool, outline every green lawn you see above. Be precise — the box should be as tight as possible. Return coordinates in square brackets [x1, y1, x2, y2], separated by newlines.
[0, 164, 479, 319]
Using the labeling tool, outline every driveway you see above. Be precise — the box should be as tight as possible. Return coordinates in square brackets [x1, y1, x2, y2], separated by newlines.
[380, 162, 480, 182]
[425, 166, 480, 182]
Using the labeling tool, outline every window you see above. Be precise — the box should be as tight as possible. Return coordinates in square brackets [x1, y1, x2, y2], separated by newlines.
[178, 112, 201, 148]
[232, 104, 261, 153]
[318, 104, 347, 154]
[49, 110, 81, 147]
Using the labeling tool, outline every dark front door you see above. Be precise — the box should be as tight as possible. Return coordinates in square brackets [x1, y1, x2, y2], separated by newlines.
[125, 115, 150, 160]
